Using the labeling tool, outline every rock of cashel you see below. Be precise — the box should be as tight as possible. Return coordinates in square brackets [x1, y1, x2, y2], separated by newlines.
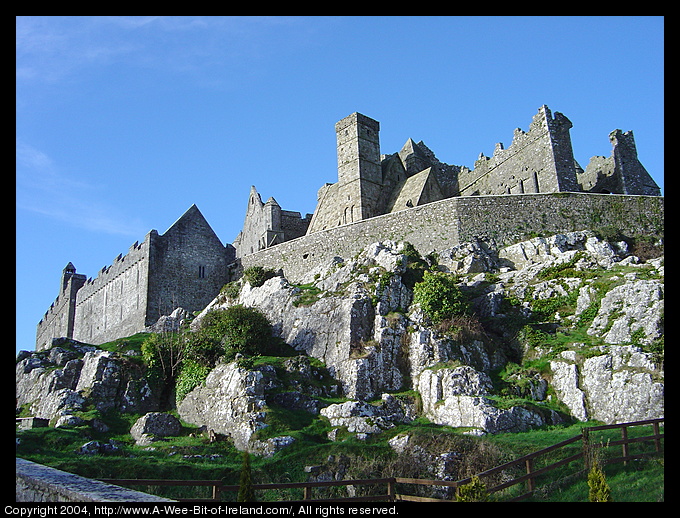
[35, 105, 663, 351]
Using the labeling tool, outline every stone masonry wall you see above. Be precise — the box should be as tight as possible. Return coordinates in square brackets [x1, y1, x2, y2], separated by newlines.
[457, 106, 580, 196]
[36, 273, 86, 352]
[239, 193, 664, 284]
[16, 458, 173, 502]
[72, 235, 152, 345]
[147, 207, 231, 325]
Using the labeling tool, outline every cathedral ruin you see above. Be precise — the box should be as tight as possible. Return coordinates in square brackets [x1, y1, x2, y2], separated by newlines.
[35, 105, 662, 350]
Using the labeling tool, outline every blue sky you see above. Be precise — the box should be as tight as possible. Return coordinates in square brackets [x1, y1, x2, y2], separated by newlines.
[16, 16, 664, 354]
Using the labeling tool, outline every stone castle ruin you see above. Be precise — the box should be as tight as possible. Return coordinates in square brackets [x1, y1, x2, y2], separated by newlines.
[306, 106, 658, 236]
[35, 105, 662, 350]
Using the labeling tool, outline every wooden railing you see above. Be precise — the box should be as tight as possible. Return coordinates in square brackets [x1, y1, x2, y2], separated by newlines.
[100, 418, 663, 502]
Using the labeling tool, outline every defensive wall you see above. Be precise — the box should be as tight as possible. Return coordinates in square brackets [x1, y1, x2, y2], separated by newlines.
[71, 236, 152, 346]
[238, 192, 664, 283]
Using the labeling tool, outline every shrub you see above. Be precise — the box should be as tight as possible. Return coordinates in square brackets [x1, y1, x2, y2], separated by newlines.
[588, 462, 613, 502]
[199, 305, 273, 358]
[220, 282, 241, 300]
[413, 270, 469, 325]
[438, 313, 486, 342]
[243, 266, 277, 288]
[142, 330, 222, 408]
[175, 359, 211, 404]
[237, 451, 256, 502]
[455, 475, 490, 502]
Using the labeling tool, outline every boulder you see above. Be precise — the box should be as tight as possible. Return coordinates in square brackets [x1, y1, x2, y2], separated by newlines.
[437, 239, 498, 275]
[146, 307, 189, 334]
[130, 412, 182, 445]
[78, 440, 121, 455]
[177, 363, 270, 451]
[320, 394, 415, 436]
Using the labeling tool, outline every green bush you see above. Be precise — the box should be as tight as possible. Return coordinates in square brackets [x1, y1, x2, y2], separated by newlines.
[220, 282, 241, 300]
[237, 451, 256, 502]
[243, 266, 277, 288]
[141, 330, 222, 408]
[413, 270, 469, 325]
[455, 475, 490, 502]
[588, 462, 613, 502]
[175, 359, 211, 403]
[199, 305, 273, 358]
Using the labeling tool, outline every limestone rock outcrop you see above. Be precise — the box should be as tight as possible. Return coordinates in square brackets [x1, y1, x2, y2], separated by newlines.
[18, 231, 663, 454]
[16, 340, 159, 424]
[177, 363, 271, 451]
[550, 345, 663, 424]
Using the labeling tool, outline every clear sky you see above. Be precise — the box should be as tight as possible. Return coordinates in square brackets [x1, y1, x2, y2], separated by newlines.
[16, 16, 664, 354]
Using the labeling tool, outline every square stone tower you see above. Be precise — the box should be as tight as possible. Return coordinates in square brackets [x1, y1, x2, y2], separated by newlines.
[336, 112, 382, 222]
[307, 113, 382, 233]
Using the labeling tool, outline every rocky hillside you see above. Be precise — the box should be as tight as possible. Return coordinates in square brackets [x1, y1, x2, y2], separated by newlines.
[16, 230, 664, 457]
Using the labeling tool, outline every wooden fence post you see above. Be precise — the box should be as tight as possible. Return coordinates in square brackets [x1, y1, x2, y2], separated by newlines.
[653, 421, 661, 452]
[582, 428, 591, 471]
[621, 425, 629, 466]
[387, 479, 395, 501]
[525, 458, 534, 494]
[303, 486, 312, 500]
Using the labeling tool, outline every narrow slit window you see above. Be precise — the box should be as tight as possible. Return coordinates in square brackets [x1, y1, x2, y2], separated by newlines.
[198, 265, 206, 278]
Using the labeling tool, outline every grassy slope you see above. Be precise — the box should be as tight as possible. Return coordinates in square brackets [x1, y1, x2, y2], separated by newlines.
[16, 243, 664, 502]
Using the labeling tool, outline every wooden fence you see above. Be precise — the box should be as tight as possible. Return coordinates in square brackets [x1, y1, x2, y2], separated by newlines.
[99, 418, 663, 502]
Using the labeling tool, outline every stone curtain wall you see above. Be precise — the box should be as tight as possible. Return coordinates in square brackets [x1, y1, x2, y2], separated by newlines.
[72, 236, 152, 345]
[239, 193, 664, 284]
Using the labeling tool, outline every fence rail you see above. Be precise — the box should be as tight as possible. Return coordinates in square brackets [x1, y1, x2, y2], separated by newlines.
[99, 418, 663, 502]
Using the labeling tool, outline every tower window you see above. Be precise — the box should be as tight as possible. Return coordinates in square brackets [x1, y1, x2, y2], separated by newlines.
[198, 266, 206, 278]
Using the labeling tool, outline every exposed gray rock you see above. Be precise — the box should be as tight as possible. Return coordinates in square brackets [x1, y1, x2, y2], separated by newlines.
[587, 279, 664, 345]
[550, 345, 663, 423]
[421, 394, 561, 434]
[416, 365, 559, 433]
[252, 436, 296, 458]
[270, 391, 322, 414]
[16, 354, 85, 421]
[417, 366, 493, 400]
[16, 346, 160, 423]
[549, 359, 588, 421]
[437, 239, 498, 275]
[130, 412, 182, 446]
[17, 234, 664, 454]
[321, 394, 415, 436]
[177, 362, 270, 451]
[55, 414, 85, 428]
[146, 307, 189, 334]
[76, 351, 123, 411]
[78, 440, 121, 455]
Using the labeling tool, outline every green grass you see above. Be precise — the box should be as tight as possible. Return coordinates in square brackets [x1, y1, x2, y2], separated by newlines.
[17, 414, 663, 502]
